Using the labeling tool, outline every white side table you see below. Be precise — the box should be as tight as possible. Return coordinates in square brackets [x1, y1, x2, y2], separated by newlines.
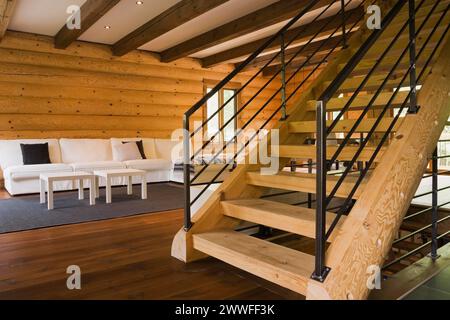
[40, 172, 96, 210]
[93, 169, 147, 204]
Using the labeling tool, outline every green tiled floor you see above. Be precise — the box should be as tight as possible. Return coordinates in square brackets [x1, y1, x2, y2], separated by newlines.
[404, 265, 450, 300]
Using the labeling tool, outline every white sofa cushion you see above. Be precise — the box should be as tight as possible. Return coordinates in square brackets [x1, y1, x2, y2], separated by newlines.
[4, 164, 73, 181]
[70, 161, 125, 172]
[60, 139, 113, 163]
[154, 139, 182, 163]
[113, 143, 142, 162]
[124, 159, 172, 171]
[110, 138, 156, 160]
[0, 139, 62, 170]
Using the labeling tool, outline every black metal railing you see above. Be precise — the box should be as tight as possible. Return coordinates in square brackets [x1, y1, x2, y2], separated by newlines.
[182, 0, 367, 231]
[312, 0, 450, 281]
[383, 142, 450, 270]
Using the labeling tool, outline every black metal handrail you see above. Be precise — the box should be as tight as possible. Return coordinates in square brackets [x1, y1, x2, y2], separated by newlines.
[312, 0, 450, 280]
[182, 0, 368, 231]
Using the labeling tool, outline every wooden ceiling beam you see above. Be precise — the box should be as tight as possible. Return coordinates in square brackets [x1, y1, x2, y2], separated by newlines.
[54, 0, 121, 49]
[112, 0, 230, 57]
[0, 0, 16, 41]
[160, 0, 334, 63]
[201, 6, 363, 68]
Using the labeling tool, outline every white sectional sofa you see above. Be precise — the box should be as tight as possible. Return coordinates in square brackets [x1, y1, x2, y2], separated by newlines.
[0, 138, 181, 195]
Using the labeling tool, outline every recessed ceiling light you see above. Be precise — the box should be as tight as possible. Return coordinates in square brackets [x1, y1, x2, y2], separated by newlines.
[104, 25, 111, 30]
[136, 1, 144, 5]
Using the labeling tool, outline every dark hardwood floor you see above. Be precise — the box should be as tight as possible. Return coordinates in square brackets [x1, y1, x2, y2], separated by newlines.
[0, 202, 304, 300]
[0, 188, 10, 200]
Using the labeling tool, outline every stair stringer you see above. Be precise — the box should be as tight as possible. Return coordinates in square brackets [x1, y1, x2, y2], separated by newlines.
[306, 34, 450, 300]
[171, 17, 370, 263]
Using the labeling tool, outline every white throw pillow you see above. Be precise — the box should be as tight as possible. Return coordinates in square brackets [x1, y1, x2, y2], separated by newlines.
[113, 142, 143, 162]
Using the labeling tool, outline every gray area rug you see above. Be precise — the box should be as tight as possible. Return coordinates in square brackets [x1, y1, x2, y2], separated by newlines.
[0, 183, 184, 234]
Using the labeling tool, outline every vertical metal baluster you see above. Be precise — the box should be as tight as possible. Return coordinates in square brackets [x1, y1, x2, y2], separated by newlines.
[183, 114, 192, 231]
[280, 33, 287, 120]
[430, 148, 440, 260]
[340, 0, 348, 48]
[408, 0, 419, 113]
[312, 100, 330, 281]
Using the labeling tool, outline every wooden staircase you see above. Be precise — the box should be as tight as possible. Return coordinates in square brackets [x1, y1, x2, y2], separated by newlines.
[172, 0, 450, 299]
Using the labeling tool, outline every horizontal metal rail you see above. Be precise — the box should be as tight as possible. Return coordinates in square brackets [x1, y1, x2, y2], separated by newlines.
[393, 214, 450, 245]
[403, 207, 433, 221]
[413, 185, 450, 199]
[383, 230, 450, 270]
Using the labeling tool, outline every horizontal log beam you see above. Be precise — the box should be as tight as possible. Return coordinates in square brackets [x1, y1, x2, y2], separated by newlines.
[161, 0, 334, 63]
[112, 0, 229, 57]
[54, 0, 120, 49]
[201, 6, 363, 68]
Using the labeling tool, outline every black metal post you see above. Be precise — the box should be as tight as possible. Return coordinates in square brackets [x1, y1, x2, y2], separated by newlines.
[308, 158, 313, 208]
[290, 160, 296, 172]
[280, 33, 287, 120]
[183, 114, 192, 231]
[358, 161, 364, 174]
[430, 148, 440, 260]
[408, 0, 419, 114]
[340, 0, 348, 48]
[312, 100, 330, 282]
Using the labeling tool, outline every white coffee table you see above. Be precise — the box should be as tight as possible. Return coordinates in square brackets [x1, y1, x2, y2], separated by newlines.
[93, 169, 147, 204]
[40, 172, 96, 210]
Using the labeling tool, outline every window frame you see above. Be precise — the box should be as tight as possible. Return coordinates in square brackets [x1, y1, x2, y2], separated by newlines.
[202, 79, 241, 143]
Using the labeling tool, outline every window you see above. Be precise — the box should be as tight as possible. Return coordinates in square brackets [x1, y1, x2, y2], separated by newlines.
[204, 84, 239, 142]
[438, 116, 450, 169]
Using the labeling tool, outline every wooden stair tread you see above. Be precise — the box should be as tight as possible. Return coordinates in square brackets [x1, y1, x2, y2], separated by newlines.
[193, 230, 314, 295]
[222, 199, 344, 241]
[306, 92, 410, 112]
[288, 117, 401, 133]
[246, 171, 364, 199]
[278, 144, 384, 162]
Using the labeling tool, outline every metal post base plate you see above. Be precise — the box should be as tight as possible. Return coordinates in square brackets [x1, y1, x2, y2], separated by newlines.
[311, 267, 331, 283]
[407, 105, 421, 114]
[428, 253, 441, 261]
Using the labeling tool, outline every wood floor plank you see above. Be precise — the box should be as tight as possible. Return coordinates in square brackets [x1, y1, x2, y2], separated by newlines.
[0, 204, 304, 300]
